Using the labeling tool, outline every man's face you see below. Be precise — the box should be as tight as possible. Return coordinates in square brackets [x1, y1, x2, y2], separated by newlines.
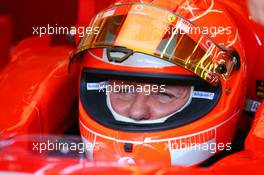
[109, 80, 192, 121]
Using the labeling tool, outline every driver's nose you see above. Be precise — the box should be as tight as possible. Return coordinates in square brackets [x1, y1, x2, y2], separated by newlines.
[129, 93, 150, 120]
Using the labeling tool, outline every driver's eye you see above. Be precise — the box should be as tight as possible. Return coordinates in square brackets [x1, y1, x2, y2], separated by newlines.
[152, 92, 176, 103]
[155, 92, 175, 98]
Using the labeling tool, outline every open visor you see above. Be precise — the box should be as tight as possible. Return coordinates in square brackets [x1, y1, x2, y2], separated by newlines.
[76, 3, 237, 85]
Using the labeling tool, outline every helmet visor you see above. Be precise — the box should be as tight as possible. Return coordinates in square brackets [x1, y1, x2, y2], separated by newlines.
[76, 3, 236, 85]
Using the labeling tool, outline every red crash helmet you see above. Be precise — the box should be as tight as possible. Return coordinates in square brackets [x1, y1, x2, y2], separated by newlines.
[70, 0, 246, 166]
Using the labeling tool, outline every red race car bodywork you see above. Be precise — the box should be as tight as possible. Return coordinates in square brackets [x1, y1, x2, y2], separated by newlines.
[0, 0, 264, 174]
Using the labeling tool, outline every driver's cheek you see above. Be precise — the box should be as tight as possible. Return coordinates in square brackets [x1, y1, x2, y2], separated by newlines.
[110, 95, 134, 116]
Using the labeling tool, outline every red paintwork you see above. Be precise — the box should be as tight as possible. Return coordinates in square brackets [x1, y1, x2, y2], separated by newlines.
[219, 0, 264, 100]
[0, 36, 76, 137]
[0, 0, 264, 174]
[0, 0, 77, 43]
[0, 16, 12, 69]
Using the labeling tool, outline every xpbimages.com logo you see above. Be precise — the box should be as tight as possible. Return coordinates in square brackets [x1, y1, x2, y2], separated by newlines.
[32, 140, 100, 154]
[164, 141, 232, 154]
[86, 81, 166, 96]
[32, 24, 100, 37]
